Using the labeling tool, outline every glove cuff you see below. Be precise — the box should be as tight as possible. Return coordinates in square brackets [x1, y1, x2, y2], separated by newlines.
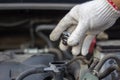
[96, 0, 120, 18]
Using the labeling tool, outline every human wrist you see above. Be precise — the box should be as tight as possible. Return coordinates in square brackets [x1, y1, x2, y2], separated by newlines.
[107, 0, 119, 10]
[111, 0, 120, 10]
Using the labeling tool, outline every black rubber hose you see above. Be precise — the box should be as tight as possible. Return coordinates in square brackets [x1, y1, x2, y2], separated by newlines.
[36, 25, 55, 31]
[94, 54, 120, 72]
[35, 25, 55, 48]
[37, 32, 53, 48]
[16, 67, 45, 80]
[98, 65, 120, 79]
[30, 25, 36, 48]
[48, 48, 63, 60]
[0, 19, 29, 27]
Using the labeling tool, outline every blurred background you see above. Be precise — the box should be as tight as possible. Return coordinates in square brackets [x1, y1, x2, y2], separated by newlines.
[0, 0, 119, 80]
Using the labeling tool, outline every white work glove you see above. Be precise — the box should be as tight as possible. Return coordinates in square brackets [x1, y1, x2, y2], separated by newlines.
[50, 0, 120, 56]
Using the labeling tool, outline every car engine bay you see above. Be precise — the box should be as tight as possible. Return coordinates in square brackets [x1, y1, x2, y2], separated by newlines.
[0, 8, 119, 80]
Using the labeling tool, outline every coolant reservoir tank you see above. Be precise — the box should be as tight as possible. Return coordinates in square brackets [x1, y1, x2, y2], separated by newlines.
[82, 73, 99, 80]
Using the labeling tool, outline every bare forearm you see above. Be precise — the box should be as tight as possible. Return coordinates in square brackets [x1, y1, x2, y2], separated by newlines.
[112, 0, 120, 10]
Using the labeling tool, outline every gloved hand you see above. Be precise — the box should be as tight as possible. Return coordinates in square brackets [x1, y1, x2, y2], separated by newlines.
[50, 0, 120, 56]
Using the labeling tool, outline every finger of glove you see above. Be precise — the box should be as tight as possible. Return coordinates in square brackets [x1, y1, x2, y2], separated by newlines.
[68, 21, 88, 46]
[50, 13, 74, 41]
[59, 26, 76, 51]
[81, 35, 95, 56]
[72, 35, 86, 56]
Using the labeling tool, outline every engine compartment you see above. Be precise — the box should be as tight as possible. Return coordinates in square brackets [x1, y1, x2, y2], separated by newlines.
[0, 9, 120, 80]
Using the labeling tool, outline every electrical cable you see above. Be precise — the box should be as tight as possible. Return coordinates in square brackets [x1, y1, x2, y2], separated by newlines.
[67, 56, 91, 66]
